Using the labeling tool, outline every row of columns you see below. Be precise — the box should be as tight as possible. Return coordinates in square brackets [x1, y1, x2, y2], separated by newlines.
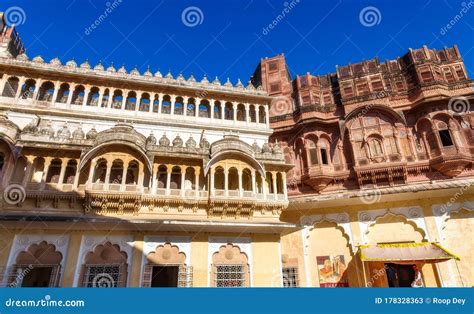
[150, 164, 201, 196]
[22, 156, 81, 190]
[0, 76, 270, 126]
[86, 158, 145, 191]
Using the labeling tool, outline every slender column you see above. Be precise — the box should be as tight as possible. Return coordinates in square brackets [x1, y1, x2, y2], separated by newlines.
[120, 161, 129, 191]
[394, 132, 404, 161]
[82, 86, 91, 106]
[210, 168, 215, 196]
[121, 90, 128, 110]
[0, 76, 7, 95]
[107, 88, 115, 108]
[256, 106, 260, 124]
[195, 167, 200, 196]
[195, 98, 201, 118]
[87, 159, 97, 189]
[158, 94, 164, 114]
[15, 77, 26, 99]
[221, 102, 225, 121]
[32, 79, 42, 100]
[245, 103, 250, 124]
[166, 165, 172, 195]
[41, 157, 52, 190]
[264, 105, 269, 127]
[104, 160, 112, 189]
[135, 92, 142, 112]
[170, 95, 176, 116]
[51, 81, 60, 104]
[232, 102, 237, 121]
[57, 159, 67, 189]
[137, 163, 144, 192]
[66, 83, 76, 105]
[151, 164, 158, 194]
[22, 155, 35, 187]
[238, 169, 243, 197]
[180, 166, 187, 196]
[149, 94, 155, 113]
[183, 97, 189, 116]
[224, 167, 229, 196]
[251, 170, 256, 195]
[272, 172, 278, 199]
[407, 132, 418, 162]
[210, 100, 215, 120]
[262, 172, 267, 199]
[72, 159, 81, 190]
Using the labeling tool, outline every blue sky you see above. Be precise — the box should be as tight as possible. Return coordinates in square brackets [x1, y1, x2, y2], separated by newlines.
[2, 0, 473, 82]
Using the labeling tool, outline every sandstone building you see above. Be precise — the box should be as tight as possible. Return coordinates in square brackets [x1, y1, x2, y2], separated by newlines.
[0, 14, 472, 288]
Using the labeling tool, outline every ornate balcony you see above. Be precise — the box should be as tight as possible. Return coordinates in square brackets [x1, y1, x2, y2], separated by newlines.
[429, 146, 473, 177]
[301, 165, 350, 192]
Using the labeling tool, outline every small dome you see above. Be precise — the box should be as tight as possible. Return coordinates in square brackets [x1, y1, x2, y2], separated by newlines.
[154, 69, 163, 78]
[118, 64, 127, 74]
[177, 72, 185, 82]
[144, 66, 152, 77]
[236, 79, 244, 88]
[165, 71, 173, 79]
[272, 142, 282, 154]
[72, 125, 85, 139]
[185, 136, 197, 148]
[86, 127, 98, 139]
[199, 137, 210, 149]
[187, 73, 196, 82]
[212, 76, 221, 85]
[246, 80, 255, 90]
[262, 142, 271, 153]
[201, 74, 209, 84]
[146, 132, 157, 145]
[16, 53, 29, 61]
[80, 60, 91, 69]
[49, 57, 61, 66]
[94, 62, 105, 71]
[40, 121, 55, 137]
[159, 133, 170, 146]
[32, 55, 45, 63]
[252, 140, 261, 153]
[107, 63, 116, 72]
[224, 77, 233, 87]
[57, 123, 71, 139]
[130, 67, 140, 76]
[66, 59, 77, 68]
[172, 135, 183, 147]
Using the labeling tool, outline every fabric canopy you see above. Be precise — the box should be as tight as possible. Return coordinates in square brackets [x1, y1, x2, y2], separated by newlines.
[359, 242, 459, 263]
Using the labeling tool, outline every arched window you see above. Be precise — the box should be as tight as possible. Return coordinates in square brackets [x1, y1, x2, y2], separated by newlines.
[368, 138, 383, 157]
[31, 157, 45, 183]
[157, 165, 168, 189]
[319, 140, 329, 165]
[199, 100, 211, 118]
[93, 159, 107, 183]
[174, 97, 184, 115]
[152, 95, 160, 113]
[214, 167, 225, 190]
[87, 87, 100, 106]
[242, 168, 252, 191]
[100, 89, 110, 107]
[249, 105, 257, 122]
[55, 83, 70, 103]
[37, 81, 55, 101]
[126, 160, 139, 184]
[236, 104, 246, 121]
[228, 167, 239, 191]
[276, 172, 284, 194]
[161, 95, 171, 114]
[307, 139, 318, 165]
[139, 93, 150, 111]
[46, 159, 62, 183]
[224, 102, 233, 120]
[170, 166, 181, 190]
[21, 79, 36, 99]
[266, 171, 274, 194]
[63, 160, 77, 184]
[211, 244, 250, 287]
[214, 101, 222, 119]
[71, 85, 85, 105]
[125, 91, 136, 111]
[384, 137, 398, 155]
[109, 159, 124, 184]
[186, 98, 196, 116]
[2, 77, 19, 97]
[112, 90, 123, 109]
[184, 167, 195, 191]
[255, 172, 263, 193]
[258, 106, 266, 123]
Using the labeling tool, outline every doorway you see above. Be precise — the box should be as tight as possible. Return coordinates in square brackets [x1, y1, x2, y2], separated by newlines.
[384, 263, 415, 287]
[150, 266, 179, 287]
[21, 266, 54, 287]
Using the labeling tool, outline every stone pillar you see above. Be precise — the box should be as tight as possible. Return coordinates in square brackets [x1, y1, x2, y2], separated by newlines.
[271, 171, 277, 199]
[195, 98, 201, 118]
[87, 159, 97, 189]
[57, 159, 67, 190]
[41, 157, 52, 190]
[148, 94, 155, 113]
[72, 159, 80, 190]
[180, 166, 187, 196]
[251, 170, 256, 194]
[245, 103, 250, 124]
[256, 106, 260, 124]
[264, 105, 269, 127]
[82, 86, 90, 106]
[51, 81, 60, 104]
[151, 164, 158, 194]
[232, 102, 237, 121]
[66, 83, 76, 105]
[15, 77, 26, 99]
[32, 79, 42, 100]
[97, 87, 105, 107]
[195, 167, 200, 197]
[166, 165, 172, 195]
[107, 88, 115, 108]
[121, 90, 128, 110]
[135, 92, 142, 112]
[121, 161, 129, 191]
[281, 172, 288, 199]
[158, 94, 164, 114]
[104, 160, 112, 189]
[210, 100, 215, 120]
[170, 95, 176, 116]
[183, 97, 189, 117]
[221, 102, 225, 121]
[262, 172, 267, 199]
[21, 155, 35, 187]
[0, 76, 7, 95]
[137, 163, 144, 191]
[224, 167, 229, 196]
[238, 169, 243, 197]
[210, 168, 215, 196]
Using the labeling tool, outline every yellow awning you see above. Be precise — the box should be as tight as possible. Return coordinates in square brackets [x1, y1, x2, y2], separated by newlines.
[359, 242, 460, 263]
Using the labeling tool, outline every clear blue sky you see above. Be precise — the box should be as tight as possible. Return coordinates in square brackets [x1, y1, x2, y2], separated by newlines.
[2, 0, 473, 82]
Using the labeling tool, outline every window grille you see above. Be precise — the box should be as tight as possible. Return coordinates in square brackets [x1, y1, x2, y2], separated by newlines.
[282, 267, 299, 288]
[215, 264, 246, 288]
[3, 264, 61, 287]
[141, 264, 193, 288]
[82, 264, 123, 288]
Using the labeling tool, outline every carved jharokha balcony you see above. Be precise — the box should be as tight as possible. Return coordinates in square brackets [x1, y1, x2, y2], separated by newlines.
[428, 145, 473, 177]
[301, 164, 350, 192]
